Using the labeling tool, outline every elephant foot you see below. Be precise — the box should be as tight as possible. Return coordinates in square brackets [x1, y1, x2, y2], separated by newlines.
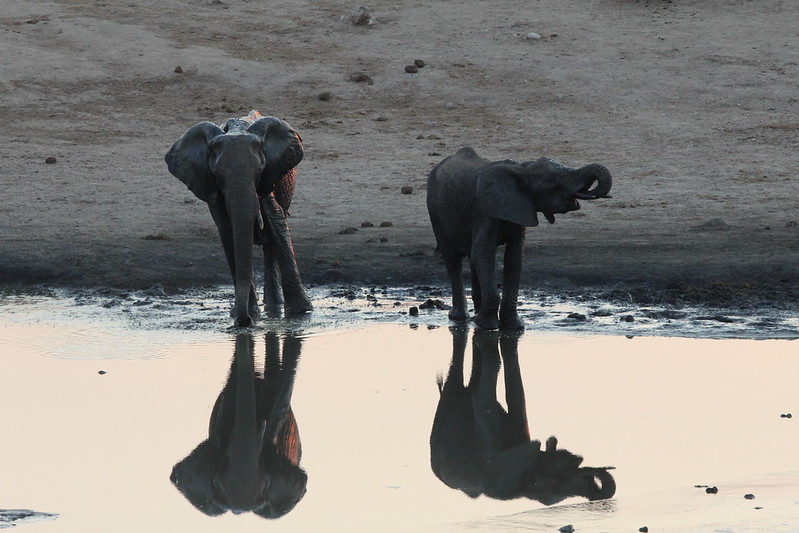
[474, 310, 500, 330]
[263, 304, 283, 318]
[284, 291, 313, 316]
[233, 314, 254, 328]
[499, 311, 524, 330]
[448, 305, 468, 321]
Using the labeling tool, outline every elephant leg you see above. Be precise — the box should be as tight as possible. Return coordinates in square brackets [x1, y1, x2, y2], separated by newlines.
[260, 195, 312, 316]
[499, 229, 525, 330]
[470, 265, 482, 314]
[470, 232, 501, 330]
[261, 232, 284, 317]
[443, 252, 468, 321]
[208, 199, 258, 321]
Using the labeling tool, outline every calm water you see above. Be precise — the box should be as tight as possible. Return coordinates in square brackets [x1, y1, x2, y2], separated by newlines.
[1, 290, 797, 532]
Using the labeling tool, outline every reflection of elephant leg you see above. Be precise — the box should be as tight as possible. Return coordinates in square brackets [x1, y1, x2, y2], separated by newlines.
[209, 199, 258, 319]
[500, 333, 529, 440]
[471, 331, 503, 448]
[499, 230, 524, 330]
[470, 233, 501, 330]
[260, 195, 312, 316]
[443, 253, 468, 321]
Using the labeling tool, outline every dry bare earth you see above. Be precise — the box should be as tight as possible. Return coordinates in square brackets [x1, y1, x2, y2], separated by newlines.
[1, 0, 797, 305]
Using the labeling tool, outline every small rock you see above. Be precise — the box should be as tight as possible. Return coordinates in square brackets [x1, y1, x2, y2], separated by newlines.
[349, 5, 375, 25]
[639, 527, 649, 533]
[361, 221, 375, 227]
[348, 72, 374, 85]
[374, 115, 388, 121]
[318, 91, 332, 101]
[409, 306, 419, 316]
[780, 413, 792, 418]
[400, 185, 414, 194]
[98, 370, 107, 375]
[526, 32, 541, 40]
[404, 64, 419, 73]
[45, 156, 57, 164]
[621, 315, 635, 322]
[379, 221, 393, 227]
[558, 526, 574, 533]
[567, 312, 587, 321]
[706, 486, 718, 494]
[339, 227, 358, 234]
[414, 59, 426, 68]
[174, 65, 183, 73]
[379, 237, 388, 243]
[419, 299, 450, 310]
[744, 493, 755, 499]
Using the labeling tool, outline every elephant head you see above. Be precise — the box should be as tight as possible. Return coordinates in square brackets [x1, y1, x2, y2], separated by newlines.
[170, 333, 307, 518]
[476, 157, 612, 227]
[430, 329, 616, 504]
[165, 111, 307, 327]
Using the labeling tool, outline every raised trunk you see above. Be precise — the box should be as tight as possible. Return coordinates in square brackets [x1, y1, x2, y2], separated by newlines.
[573, 164, 612, 199]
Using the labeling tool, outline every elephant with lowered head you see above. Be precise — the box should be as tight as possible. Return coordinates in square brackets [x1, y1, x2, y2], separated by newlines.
[166, 111, 312, 327]
[427, 147, 612, 330]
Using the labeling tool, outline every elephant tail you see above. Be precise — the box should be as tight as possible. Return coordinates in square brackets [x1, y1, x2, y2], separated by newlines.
[436, 373, 444, 394]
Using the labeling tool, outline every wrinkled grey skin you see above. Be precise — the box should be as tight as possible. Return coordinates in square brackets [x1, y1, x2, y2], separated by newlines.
[430, 328, 616, 504]
[427, 147, 612, 330]
[170, 333, 307, 518]
[166, 114, 312, 327]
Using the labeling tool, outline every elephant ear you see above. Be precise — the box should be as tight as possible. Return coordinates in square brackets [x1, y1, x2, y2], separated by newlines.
[476, 164, 539, 227]
[247, 117, 304, 210]
[170, 440, 227, 516]
[165, 122, 225, 203]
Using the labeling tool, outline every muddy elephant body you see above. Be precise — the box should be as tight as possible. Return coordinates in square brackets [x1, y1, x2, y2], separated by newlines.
[165, 111, 312, 327]
[427, 147, 612, 330]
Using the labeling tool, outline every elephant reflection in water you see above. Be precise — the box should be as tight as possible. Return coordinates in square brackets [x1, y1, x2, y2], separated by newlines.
[170, 333, 307, 517]
[430, 329, 615, 504]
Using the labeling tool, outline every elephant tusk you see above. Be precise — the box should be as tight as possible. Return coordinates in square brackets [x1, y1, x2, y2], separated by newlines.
[544, 212, 556, 224]
[574, 192, 597, 200]
[256, 209, 264, 230]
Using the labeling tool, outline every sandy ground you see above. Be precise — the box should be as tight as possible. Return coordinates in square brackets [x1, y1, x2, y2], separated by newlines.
[1, 0, 798, 308]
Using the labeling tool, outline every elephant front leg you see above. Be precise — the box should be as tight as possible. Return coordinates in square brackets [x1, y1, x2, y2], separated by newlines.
[443, 252, 468, 321]
[470, 236, 501, 330]
[262, 235, 284, 317]
[499, 230, 525, 330]
[260, 195, 312, 316]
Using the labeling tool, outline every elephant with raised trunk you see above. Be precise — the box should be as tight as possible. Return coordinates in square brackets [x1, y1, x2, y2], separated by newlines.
[427, 148, 612, 330]
[166, 111, 312, 327]
[430, 328, 616, 504]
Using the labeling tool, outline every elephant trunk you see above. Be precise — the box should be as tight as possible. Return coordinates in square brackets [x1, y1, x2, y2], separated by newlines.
[572, 164, 612, 200]
[228, 187, 259, 327]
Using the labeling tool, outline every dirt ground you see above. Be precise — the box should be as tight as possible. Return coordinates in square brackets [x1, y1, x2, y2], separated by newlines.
[1, 0, 797, 308]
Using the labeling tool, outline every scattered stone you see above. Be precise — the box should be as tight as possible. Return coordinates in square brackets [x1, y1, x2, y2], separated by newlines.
[706, 486, 719, 494]
[98, 370, 107, 375]
[639, 527, 649, 533]
[45, 156, 57, 164]
[174, 65, 183, 73]
[644, 309, 689, 319]
[348, 72, 374, 85]
[143, 233, 169, 241]
[755, 506, 763, 510]
[414, 59, 426, 68]
[374, 115, 388, 121]
[621, 315, 635, 322]
[349, 5, 375, 25]
[691, 218, 730, 231]
[379, 221, 393, 227]
[744, 493, 755, 499]
[558, 525, 575, 533]
[526, 32, 541, 40]
[590, 308, 614, 317]
[209, 0, 227, 6]
[409, 306, 419, 316]
[318, 91, 332, 101]
[404, 64, 419, 73]
[696, 315, 736, 323]
[339, 227, 358, 234]
[380, 237, 388, 243]
[780, 413, 792, 418]
[361, 221, 375, 227]
[400, 185, 414, 194]
[419, 299, 450, 310]
[567, 312, 587, 321]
